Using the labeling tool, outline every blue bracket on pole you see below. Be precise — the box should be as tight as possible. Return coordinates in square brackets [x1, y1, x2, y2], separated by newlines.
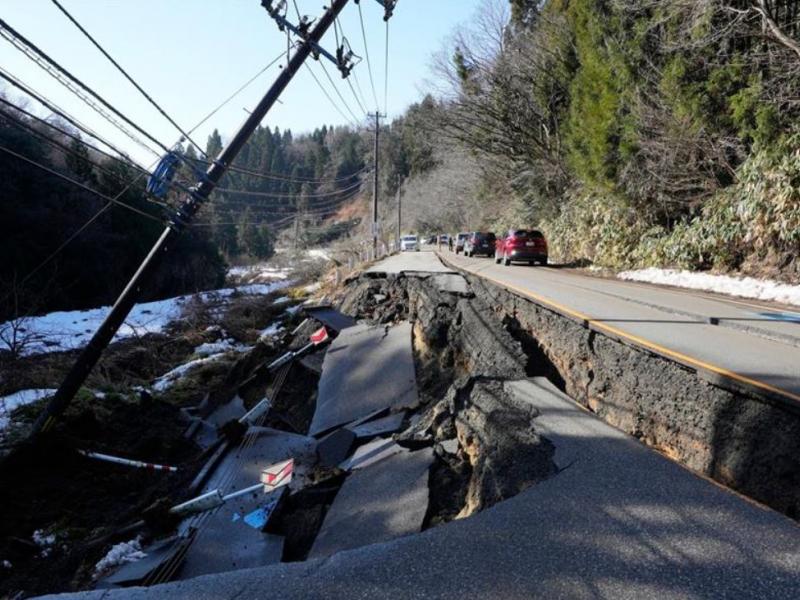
[146, 152, 180, 199]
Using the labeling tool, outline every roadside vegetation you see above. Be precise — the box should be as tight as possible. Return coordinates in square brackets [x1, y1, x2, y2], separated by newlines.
[391, 0, 800, 281]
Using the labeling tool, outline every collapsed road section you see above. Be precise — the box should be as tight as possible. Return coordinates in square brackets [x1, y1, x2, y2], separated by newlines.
[46, 252, 800, 600]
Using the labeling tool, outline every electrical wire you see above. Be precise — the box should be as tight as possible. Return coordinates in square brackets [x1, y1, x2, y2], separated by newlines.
[0, 106, 150, 192]
[186, 52, 286, 137]
[49, 0, 206, 157]
[0, 143, 162, 221]
[0, 18, 168, 157]
[351, 69, 371, 117]
[346, 75, 368, 117]
[212, 161, 371, 185]
[0, 96, 153, 179]
[303, 62, 359, 128]
[0, 67, 146, 169]
[357, 1, 380, 110]
[215, 176, 365, 199]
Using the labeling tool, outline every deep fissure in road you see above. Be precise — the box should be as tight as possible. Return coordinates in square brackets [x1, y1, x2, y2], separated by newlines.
[339, 268, 800, 521]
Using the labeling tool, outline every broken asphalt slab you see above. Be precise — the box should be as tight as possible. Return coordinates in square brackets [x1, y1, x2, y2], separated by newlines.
[339, 437, 408, 471]
[175, 428, 316, 580]
[346, 411, 405, 439]
[309, 322, 418, 436]
[48, 377, 800, 599]
[302, 305, 357, 333]
[309, 447, 434, 560]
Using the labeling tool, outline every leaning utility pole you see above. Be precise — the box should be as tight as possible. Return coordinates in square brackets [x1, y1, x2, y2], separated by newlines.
[368, 111, 385, 258]
[30, 0, 358, 438]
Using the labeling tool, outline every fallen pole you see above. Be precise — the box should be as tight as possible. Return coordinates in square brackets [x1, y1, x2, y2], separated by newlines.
[28, 0, 354, 440]
[78, 450, 179, 473]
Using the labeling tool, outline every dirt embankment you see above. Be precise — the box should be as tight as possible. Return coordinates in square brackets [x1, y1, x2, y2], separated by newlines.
[337, 269, 800, 522]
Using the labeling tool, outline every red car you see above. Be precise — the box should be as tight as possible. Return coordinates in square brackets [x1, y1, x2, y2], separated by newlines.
[495, 229, 548, 266]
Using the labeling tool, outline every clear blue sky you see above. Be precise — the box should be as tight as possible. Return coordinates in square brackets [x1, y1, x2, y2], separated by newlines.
[0, 0, 483, 166]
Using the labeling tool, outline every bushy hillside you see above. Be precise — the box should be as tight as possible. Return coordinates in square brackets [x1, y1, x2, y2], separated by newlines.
[391, 0, 800, 281]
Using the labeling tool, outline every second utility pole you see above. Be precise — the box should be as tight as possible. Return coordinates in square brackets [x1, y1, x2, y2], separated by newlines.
[369, 111, 384, 258]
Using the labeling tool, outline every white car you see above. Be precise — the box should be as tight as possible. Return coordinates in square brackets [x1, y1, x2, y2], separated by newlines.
[400, 235, 420, 252]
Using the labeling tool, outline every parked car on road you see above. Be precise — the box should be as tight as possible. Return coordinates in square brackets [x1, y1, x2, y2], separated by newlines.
[495, 229, 548, 266]
[454, 232, 469, 254]
[464, 232, 496, 257]
[400, 235, 420, 252]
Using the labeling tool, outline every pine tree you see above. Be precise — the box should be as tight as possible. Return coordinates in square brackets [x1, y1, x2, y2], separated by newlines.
[65, 136, 95, 183]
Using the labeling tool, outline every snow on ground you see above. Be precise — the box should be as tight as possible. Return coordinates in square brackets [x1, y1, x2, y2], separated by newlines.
[259, 322, 285, 339]
[32, 530, 56, 558]
[0, 389, 56, 431]
[93, 537, 146, 576]
[152, 354, 229, 393]
[0, 281, 292, 358]
[228, 264, 292, 284]
[194, 339, 250, 357]
[618, 268, 800, 307]
[306, 248, 331, 261]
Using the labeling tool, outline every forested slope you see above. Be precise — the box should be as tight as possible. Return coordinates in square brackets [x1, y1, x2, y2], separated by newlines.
[395, 0, 800, 281]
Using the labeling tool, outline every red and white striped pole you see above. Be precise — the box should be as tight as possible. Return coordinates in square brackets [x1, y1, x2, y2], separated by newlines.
[78, 450, 179, 473]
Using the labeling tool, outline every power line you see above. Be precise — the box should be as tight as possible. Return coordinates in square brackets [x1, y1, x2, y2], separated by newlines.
[0, 17, 168, 156]
[49, 0, 206, 157]
[215, 177, 365, 199]
[351, 69, 371, 116]
[303, 62, 359, 128]
[0, 143, 161, 222]
[186, 52, 286, 137]
[0, 105, 146, 188]
[318, 60, 362, 124]
[357, 0, 380, 109]
[0, 67, 145, 168]
[346, 74, 368, 116]
[195, 157, 371, 184]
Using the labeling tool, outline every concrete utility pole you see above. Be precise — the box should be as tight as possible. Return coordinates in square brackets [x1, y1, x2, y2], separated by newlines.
[368, 111, 385, 258]
[396, 184, 401, 250]
[30, 0, 354, 439]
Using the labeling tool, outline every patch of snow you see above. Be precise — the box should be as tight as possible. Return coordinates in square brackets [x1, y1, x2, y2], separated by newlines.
[618, 268, 800, 307]
[0, 281, 292, 358]
[285, 305, 303, 316]
[228, 264, 292, 284]
[307, 248, 331, 261]
[259, 322, 285, 339]
[0, 389, 56, 431]
[152, 354, 228, 393]
[194, 339, 249, 357]
[272, 296, 291, 305]
[94, 537, 146, 576]
[303, 282, 322, 293]
[33, 530, 56, 557]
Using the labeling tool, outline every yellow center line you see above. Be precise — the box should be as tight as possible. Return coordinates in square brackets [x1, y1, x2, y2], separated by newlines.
[439, 253, 800, 406]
